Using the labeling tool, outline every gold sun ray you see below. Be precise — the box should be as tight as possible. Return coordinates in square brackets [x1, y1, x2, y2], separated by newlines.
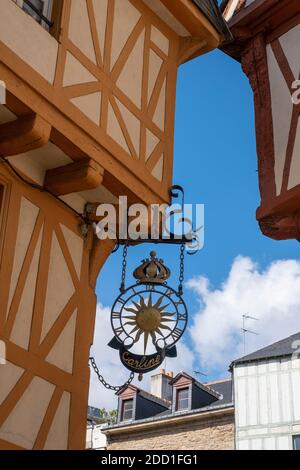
[129, 325, 139, 335]
[132, 300, 142, 310]
[157, 311, 176, 316]
[124, 307, 139, 314]
[153, 295, 164, 309]
[156, 324, 172, 332]
[150, 332, 157, 343]
[157, 303, 170, 312]
[144, 332, 149, 354]
[123, 320, 137, 327]
[139, 296, 147, 308]
[155, 327, 164, 337]
[133, 329, 143, 344]
[148, 294, 153, 308]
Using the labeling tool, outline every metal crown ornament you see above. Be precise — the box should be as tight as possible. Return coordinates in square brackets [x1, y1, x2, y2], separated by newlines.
[133, 251, 171, 284]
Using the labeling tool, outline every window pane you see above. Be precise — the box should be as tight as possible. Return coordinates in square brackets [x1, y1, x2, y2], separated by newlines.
[22, 0, 53, 27]
[122, 400, 133, 421]
[176, 388, 189, 411]
[178, 399, 189, 410]
[294, 436, 300, 450]
[23, 0, 44, 23]
[178, 389, 189, 400]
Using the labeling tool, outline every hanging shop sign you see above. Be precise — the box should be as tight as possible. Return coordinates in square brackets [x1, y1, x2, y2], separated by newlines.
[90, 186, 196, 388]
[108, 249, 188, 379]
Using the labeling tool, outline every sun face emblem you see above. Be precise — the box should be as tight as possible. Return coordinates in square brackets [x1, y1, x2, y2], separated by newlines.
[123, 294, 176, 354]
[110, 284, 188, 356]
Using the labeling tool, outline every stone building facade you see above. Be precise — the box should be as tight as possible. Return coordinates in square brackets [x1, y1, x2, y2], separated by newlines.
[106, 409, 234, 451]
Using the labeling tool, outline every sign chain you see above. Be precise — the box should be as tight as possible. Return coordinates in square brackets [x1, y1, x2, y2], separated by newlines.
[120, 243, 128, 293]
[178, 243, 185, 296]
[89, 356, 134, 392]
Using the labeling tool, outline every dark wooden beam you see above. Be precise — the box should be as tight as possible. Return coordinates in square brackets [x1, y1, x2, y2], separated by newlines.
[44, 159, 104, 196]
[0, 114, 51, 156]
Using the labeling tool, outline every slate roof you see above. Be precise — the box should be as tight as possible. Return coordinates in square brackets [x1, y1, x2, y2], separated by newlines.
[205, 378, 233, 405]
[138, 389, 170, 409]
[170, 371, 222, 399]
[104, 378, 233, 431]
[153, 377, 233, 418]
[150, 381, 233, 419]
[87, 406, 103, 423]
[231, 332, 300, 367]
[193, 0, 232, 42]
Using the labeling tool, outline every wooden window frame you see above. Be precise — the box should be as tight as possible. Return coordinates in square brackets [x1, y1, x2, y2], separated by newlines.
[49, 0, 63, 39]
[13, 0, 63, 38]
[121, 399, 134, 422]
[16, 0, 53, 27]
[176, 387, 189, 411]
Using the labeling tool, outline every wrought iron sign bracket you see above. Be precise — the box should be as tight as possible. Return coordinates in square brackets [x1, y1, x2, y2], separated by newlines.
[113, 185, 200, 255]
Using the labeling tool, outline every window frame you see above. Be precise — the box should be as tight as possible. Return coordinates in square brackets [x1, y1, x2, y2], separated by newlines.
[293, 435, 300, 450]
[121, 399, 134, 422]
[176, 387, 190, 412]
[16, 0, 54, 30]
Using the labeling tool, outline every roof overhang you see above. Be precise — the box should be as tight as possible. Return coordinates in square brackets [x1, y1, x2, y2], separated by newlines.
[230, 352, 294, 371]
[154, 0, 232, 63]
[221, 0, 299, 61]
[192, 0, 233, 42]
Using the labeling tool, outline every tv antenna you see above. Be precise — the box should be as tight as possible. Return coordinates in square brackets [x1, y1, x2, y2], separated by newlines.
[193, 370, 208, 379]
[242, 314, 259, 354]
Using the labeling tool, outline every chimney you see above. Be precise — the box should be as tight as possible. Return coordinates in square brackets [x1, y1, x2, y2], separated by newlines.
[150, 369, 173, 401]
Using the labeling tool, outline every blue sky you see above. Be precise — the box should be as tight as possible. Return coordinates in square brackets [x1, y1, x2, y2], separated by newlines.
[97, 48, 300, 299]
[90, 48, 300, 406]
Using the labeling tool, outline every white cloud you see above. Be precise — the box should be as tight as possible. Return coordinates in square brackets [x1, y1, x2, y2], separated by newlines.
[88, 304, 195, 410]
[188, 256, 300, 376]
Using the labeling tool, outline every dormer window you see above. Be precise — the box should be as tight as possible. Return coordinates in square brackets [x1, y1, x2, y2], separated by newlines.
[121, 399, 134, 422]
[176, 388, 189, 411]
[170, 372, 222, 413]
[16, 0, 53, 29]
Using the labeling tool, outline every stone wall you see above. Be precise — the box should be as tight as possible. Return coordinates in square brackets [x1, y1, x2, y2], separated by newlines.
[107, 412, 234, 450]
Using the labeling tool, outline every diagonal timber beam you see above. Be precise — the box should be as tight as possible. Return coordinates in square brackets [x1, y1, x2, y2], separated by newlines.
[0, 114, 51, 156]
[44, 159, 104, 196]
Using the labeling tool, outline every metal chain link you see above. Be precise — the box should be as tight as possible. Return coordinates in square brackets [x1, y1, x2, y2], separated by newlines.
[178, 243, 185, 296]
[89, 356, 134, 392]
[120, 243, 128, 293]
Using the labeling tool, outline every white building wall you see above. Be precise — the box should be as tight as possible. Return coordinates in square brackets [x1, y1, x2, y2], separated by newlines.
[234, 357, 300, 450]
[266, 24, 300, 195]
[86, 424, 107, 450]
